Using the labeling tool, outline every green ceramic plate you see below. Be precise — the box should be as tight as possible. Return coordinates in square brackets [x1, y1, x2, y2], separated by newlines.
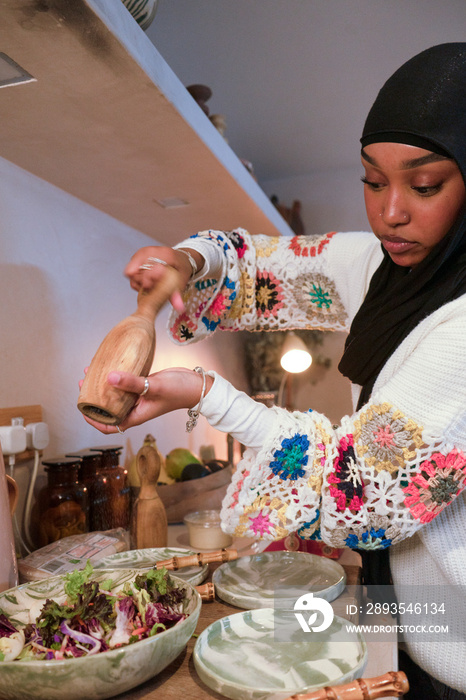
[194, 608, 367, 700]
[0, 568, 201, 700]
[94, 546, 208, 586]
[212, 551, 346, 609]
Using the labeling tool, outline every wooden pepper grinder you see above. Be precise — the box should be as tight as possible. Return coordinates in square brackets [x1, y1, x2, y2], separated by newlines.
[131, 439, 167, 549]
[78, 265, 180, 426]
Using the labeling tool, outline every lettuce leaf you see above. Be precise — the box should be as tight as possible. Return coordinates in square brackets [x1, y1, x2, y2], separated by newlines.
[63, 560, 94, 603]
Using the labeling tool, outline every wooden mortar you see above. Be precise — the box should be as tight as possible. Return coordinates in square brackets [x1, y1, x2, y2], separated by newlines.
[78, 265, 180, 425]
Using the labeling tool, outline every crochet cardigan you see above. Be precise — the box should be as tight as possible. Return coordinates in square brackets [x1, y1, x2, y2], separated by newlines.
[169, 229, 466, 692]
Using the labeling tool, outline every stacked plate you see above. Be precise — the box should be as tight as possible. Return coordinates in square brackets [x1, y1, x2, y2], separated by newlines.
[94, 546, 208, 586]
[194, 607, 367, 700]
[193, 551, 366, 700]
[212, 550, 347, 608]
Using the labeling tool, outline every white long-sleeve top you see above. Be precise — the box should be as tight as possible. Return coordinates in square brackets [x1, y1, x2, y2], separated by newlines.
[169, 228, 466, 692]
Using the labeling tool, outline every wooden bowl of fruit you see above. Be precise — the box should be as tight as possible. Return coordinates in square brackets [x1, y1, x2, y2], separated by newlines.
[156, 449, 233, 523]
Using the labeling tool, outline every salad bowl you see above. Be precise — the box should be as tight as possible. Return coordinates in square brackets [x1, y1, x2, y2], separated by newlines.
[0, 567, 201, 700]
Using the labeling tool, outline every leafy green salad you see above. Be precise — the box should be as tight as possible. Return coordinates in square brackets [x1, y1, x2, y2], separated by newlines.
[0, 562, 187, 662]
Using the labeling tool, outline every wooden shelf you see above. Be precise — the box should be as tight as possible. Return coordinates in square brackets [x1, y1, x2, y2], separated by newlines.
[0, 0, 292, 245]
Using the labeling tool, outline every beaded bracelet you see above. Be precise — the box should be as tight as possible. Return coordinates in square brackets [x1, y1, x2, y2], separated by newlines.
[186, 367, 207, 432]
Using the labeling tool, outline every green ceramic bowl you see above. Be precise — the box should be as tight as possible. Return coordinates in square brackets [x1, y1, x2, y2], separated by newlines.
[0, 568, 201, 700]
[94, 546, 209, 586]
[212, 551, 346, 609]
[194, 608, 367, 700]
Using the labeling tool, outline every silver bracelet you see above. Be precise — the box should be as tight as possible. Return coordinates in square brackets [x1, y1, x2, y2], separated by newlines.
[177, 248, 198, 278]
[186, 367, 207, 432]
[139, 257, 169, 271]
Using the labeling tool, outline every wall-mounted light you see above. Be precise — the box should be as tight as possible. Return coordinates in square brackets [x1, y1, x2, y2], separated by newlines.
[280, 332, 312, 373]
[0, 53, 36, 89]
[278, 332, 312, 407]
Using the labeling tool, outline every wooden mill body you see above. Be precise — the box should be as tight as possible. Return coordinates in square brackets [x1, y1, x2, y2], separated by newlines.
[78, 266, 180, 425]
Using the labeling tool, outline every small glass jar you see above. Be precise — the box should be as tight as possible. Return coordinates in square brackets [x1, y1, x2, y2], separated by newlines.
[66, 449, 102, 532]
[37, 457, 89, 547]
[89, 446, 130, 531]
[184, 510, 233, 550]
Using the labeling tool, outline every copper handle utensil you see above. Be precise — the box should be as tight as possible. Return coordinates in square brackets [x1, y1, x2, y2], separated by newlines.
[284, 671, 408, 700]
[155, 548, 238, 570]
[195, 582, 215, 602]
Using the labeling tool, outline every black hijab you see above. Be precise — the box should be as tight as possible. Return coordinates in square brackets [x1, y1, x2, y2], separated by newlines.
[337, 44, 466, 588]
[338, 43, 466, 408]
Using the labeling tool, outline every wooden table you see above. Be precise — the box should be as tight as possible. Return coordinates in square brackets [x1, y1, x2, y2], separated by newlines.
[115, 562, 398, 700]
[118, 587, 243, 700]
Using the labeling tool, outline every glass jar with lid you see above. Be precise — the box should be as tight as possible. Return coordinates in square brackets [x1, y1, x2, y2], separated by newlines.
[37, 457, 89, 547]
[89, 446, 130, 530]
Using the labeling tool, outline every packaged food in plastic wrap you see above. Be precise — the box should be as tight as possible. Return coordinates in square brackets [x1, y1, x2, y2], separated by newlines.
[18, 528, 130, 582]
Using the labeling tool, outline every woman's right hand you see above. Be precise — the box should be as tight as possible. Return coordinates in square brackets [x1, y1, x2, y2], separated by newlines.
[124, 246, 205, 312]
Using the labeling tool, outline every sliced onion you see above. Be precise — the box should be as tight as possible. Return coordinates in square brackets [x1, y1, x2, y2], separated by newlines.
[59, 621, 101, 655]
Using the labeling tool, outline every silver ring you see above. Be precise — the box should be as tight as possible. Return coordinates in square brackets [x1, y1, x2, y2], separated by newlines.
[140, 377, 150, 396]
[117, 425, 125, 434]
[139, 257, 169, 271]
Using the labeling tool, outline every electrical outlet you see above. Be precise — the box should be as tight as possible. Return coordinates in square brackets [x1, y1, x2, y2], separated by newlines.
[26, 422, 49, 451]
[0, 406, 43, 462]
[0, 424, 27, 455]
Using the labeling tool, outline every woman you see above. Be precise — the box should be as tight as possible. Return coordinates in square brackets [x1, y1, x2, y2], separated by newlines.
[84, 44, 466, 698]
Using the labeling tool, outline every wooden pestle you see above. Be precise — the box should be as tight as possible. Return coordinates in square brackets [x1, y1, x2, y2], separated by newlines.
[130, 442, 168, 549]
[78, 265, 180, 425]
[283, 671, 408, 700]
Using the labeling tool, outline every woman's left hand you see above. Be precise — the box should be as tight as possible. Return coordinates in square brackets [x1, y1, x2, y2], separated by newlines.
[81, 367, 213, 434]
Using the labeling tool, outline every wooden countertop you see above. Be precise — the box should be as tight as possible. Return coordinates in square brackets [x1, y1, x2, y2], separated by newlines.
[115, 558, 398, 700]
[117, 586, 246, 700]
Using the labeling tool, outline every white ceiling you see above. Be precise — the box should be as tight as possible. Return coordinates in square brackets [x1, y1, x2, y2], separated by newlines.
[147, 0, 466, 184]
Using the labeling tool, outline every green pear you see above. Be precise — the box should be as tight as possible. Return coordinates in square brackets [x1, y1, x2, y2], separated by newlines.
[165, 448, 201, 480]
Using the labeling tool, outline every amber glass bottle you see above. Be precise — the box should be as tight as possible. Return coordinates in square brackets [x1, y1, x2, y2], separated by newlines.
[89, 446, 130, 530]
[38, 457, 89, 547]
[66, 448, 103, 532]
